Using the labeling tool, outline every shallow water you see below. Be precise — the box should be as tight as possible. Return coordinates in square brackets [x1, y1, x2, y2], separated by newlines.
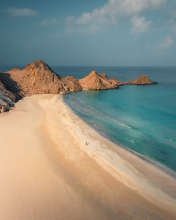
[61, 67, 176, 172]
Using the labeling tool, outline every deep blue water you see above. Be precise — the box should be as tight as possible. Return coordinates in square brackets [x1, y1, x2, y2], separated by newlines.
[1, 65, 176, 173]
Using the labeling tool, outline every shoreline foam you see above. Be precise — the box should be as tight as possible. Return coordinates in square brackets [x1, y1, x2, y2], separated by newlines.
[0, 94, 176, 219]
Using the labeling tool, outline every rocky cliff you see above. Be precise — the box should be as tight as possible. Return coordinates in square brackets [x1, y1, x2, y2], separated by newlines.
[0, 71, 21, 112]
[8, 60, 82, 96]
[0, 81, 14, 113]
[79, 71, 119, 90]
[123, 75, 157, 85]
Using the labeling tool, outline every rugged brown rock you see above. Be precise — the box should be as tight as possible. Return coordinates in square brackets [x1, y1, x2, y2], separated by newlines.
[8, 60, 82, 96]
[61, 76, 82, 92]
[0, 71, 21, 112]
[123, 75, 157, 85]
[100, 73, 109, 80]
[100, 73, 123, 86]
[0, 60, 158, 113]
[79, 70, 119, 90]
[0, 80, 15, 113]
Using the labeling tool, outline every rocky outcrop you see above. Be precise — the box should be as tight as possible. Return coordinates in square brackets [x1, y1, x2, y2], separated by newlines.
[100, 73, 123, 86]
[0, 60, 82, 113]
[61, 76, 82, 92]
[8, 60, 82, 96]
[0, 60, 158, 113]
[79, 71, 119, 90]
[0, 70, 22, 112]
[123, 75, 157, 85]
[0, 80, 16, 113]
[99, 73, 109, 81]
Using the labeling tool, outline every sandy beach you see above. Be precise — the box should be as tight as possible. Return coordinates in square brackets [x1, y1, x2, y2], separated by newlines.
[0, 94, 176, 220]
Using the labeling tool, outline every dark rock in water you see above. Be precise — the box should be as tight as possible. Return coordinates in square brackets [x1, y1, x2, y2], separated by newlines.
[123, 75, 157, 85]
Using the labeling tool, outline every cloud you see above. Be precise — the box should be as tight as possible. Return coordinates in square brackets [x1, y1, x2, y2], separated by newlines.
[159, 36, 174, 49]
[6, 7, 37, 17]
[170, 9, 176, 18]
[130, 15, 152, 32]
[41, 18, 60, 26]
[76, 0, 167, 24]
[66, 0, 167, 33]
[169, 9, 176, 33]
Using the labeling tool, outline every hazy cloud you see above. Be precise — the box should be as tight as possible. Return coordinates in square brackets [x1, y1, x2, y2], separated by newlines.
[41, 18, 60, 26]
[6, 7, 37, 17]
[66, 0, 167, 33]
[170, 9, 176, 18]
[159, 36, 174, 49]
[131, 15, 152, 32]
[169, 9, 176, 32]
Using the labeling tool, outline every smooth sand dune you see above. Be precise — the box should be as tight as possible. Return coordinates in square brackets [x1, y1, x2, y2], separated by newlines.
[0, 94, 176, 220]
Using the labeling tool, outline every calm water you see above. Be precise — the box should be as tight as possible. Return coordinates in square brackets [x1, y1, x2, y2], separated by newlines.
[1, 65, 176, 173]
[57, 66, 176, 173]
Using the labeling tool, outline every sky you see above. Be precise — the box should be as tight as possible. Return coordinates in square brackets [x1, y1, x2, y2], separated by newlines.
[0, 0, 176, 66]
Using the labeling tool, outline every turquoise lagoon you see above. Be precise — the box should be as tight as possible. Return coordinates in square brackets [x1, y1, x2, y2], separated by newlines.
[57, 66, 176, 173]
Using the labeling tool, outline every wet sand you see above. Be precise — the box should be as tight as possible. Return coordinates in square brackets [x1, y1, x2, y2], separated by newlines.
[0, 94, 175, 220]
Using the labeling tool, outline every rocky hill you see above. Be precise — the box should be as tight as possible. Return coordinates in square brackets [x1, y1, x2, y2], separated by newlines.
[79, 71, 119, 90]
[8, 60, 82, 96]
[0, 60, 158, 113]
[123, 75, 157, 85]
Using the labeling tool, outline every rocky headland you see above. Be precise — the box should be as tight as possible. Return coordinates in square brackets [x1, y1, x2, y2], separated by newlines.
[0, 60, 157, 112]
[8, 60, 82, 96]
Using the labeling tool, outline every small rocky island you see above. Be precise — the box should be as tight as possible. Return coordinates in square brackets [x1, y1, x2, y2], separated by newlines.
[0, 60, 157, 113]
[123, 75, 158, 85]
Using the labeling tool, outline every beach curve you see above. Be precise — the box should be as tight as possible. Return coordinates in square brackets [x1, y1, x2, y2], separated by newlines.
[0, 94, 176, 220]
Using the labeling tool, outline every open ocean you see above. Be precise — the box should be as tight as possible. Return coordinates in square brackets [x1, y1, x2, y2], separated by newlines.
[1, 65, 176, 173]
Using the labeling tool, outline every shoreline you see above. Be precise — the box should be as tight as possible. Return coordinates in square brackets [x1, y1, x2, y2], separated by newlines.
[0, 94, 176, 219]
[95, 130, 176, 179]
[59, 95, 176, 198]
[63, 94, 176, 179]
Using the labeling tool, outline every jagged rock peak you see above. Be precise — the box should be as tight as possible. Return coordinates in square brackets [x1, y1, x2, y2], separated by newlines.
[100, 73, 109, 80]
[100, 73, 123, 86]
[79, 70, 119, 90]
[88, 70, 98, 76]
[26, 60, 50, 69]
[25, 60, 60, 76]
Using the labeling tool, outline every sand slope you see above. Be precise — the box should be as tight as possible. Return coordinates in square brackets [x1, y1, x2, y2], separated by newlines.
[0, 94, 175, 220]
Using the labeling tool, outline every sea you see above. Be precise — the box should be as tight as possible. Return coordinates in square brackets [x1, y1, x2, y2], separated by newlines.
[1, 65, 176, 174]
